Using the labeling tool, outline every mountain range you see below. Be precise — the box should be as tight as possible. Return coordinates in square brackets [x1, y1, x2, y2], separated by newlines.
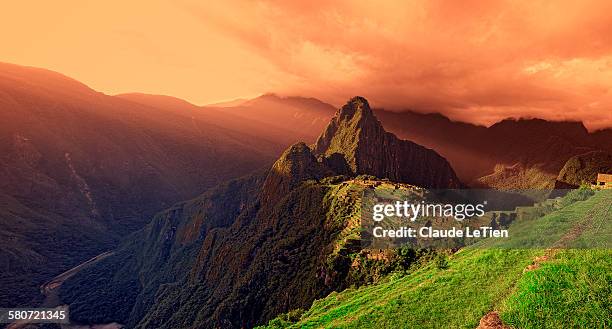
[0, 62, 611, 327]
[0, 62, 291, 308]
[191, 92, 612, 188]
[57, 94, 611, 328]
[58, 96, 460, 328]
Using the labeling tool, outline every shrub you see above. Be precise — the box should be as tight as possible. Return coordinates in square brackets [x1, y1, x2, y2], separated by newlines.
[560, 187, 595, 207]
[435, 254, 449, 270]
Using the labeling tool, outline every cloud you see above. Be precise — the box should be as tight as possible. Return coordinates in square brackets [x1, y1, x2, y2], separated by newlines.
[181, 0, 612, 130]
[3, 0, 610, 129]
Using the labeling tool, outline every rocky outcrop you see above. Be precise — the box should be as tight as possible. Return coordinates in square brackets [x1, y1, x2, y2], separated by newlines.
[313, 96, 461, 188]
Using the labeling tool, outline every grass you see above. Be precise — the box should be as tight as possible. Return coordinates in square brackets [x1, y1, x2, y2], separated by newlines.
[259, 190, 612, 328]
[270, 248, 540, 328]
[500, 250, 612, 329]
[498, 190, 612, 328]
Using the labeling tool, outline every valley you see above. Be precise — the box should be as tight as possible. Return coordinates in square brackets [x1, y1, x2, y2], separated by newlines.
[6, 251, 117, 329]
[0, 62, 294, 309]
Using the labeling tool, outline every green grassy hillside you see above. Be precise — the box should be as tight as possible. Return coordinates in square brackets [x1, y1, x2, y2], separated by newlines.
[259, 189, 612, 329]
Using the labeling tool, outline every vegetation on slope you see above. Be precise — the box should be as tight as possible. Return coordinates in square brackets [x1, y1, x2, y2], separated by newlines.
[59, 173, 266, 325]
[0, 191, 115, 307]
[131, 177, 439, 329]
[259, 189, 611, 328]
[556, 150, 612, 187]
[59, 175, 437, 328]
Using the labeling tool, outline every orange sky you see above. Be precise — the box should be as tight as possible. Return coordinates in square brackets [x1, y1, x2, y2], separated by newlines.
[1, 0, 612, 129]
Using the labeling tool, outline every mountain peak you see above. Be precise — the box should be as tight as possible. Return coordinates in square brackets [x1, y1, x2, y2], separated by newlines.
[313, 96, 381, 158]
[313, 96, 461, 188]
[336, 96, 374, 121]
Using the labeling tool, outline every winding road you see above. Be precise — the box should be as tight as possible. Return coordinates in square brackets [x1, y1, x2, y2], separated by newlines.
[6, 251, 115, 329]
[40, 251, 114, 303]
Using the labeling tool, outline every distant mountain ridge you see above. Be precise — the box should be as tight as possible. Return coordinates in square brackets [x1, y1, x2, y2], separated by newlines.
[375, 111, 611, 185]
[209, 93, 337, 144]
[111, 91, 612, 189]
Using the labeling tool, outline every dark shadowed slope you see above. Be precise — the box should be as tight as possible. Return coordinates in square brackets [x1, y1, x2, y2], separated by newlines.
[0, 62, 286, 308]
[373, 110, 492, 180]
[375, 111, 611, 186]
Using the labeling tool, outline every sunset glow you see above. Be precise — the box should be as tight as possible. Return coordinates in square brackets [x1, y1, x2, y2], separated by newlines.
[2, 0, 611, 129]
